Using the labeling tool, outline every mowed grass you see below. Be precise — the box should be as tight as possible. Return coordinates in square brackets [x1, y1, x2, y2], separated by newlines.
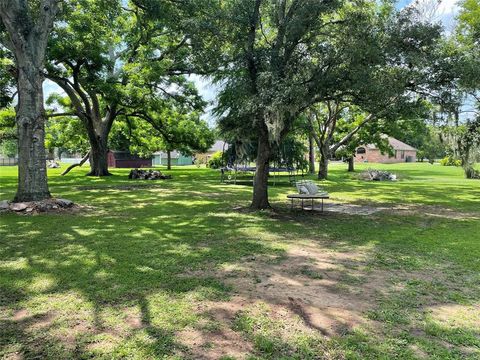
[0, 162, 479, 359]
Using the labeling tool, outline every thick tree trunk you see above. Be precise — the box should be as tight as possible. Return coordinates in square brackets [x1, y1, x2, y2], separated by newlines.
[167, 150, 172, 170]
[47, 78, 116, 177]
[308, 135, 315, 174]
[1, 0, 58, 201]
[251, 126, 271, 209]
[87, 135, 110, 176]
[348, 157, 355, 172]
[318, 156, 329, 180]
[317, 145, 329, 180]
[14, 65, 51, 202]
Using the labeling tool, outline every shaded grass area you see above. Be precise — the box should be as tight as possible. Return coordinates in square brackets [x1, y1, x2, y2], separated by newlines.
[0, 162, 479, 359]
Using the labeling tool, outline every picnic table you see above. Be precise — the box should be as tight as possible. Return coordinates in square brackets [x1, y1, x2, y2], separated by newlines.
[287, 193, 329, 211]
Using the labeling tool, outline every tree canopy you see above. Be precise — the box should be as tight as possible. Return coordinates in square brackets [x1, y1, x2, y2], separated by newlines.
[42, 0, 208, 175]
[1, 0, 479, 204]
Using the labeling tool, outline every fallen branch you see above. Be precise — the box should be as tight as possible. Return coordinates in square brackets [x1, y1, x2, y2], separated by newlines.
[61, 152, 90, 176]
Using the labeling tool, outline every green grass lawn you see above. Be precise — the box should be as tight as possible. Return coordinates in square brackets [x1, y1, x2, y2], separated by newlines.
[1, 162, 479, 359]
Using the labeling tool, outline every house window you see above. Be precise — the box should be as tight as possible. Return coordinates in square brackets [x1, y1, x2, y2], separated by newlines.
[356, 147, 366, 154]
[401, 151, 405, 159]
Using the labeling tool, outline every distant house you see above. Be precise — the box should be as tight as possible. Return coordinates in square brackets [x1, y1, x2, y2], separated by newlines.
[354, 137, 417, 163]
[153, 151, 193, 166]
[195, 140, 229, 164]
[60, 151, 89, 164]
[107, 151, 152, 168]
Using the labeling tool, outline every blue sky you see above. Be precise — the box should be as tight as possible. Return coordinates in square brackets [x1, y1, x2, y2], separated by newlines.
[43, 0, 461, 125]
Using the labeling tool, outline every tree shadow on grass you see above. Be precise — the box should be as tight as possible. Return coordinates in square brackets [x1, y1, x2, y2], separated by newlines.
[199, 236, 480, 359]
[0, 200, 285, 358]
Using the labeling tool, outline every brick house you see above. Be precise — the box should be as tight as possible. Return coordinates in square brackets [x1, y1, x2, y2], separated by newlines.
[354, 137, 417, 163]
[195, 140, 229, 164]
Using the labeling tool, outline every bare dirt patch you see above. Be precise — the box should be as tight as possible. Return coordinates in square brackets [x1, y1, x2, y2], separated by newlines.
[382, 204, 480, 220]
[310, 202, 480, 219]
[177, 301, 253, 360]
[176, 245, 390, 358]
[223, 246, 376, 334]
[177, 240, 479, 358]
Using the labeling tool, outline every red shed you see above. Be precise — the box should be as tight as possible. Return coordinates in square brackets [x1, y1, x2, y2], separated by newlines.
[107, 151, 152, 168]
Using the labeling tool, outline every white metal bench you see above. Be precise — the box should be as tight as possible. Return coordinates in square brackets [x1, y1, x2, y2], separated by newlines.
[287, 180, 329, 211]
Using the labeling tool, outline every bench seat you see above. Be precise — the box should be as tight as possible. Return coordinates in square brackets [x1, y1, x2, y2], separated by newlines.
[287, 193, 329, 211]
[287, 193, 329, 199]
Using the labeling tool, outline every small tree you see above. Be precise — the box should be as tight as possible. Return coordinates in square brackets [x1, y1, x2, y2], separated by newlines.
[124, 100, 215, 170]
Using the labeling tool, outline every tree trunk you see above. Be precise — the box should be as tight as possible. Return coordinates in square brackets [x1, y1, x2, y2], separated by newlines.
[87, 135, 110, 176]
[167, 150, 172, 170]
[2, 0, 59, 202]
[317, 145, 329, 180]
[348, 157, 354, 172]
[14, 64, 51, 202]
[464, 166, 475, 179]
[251, 126, 271, 209]
[308, 135, 315, 174]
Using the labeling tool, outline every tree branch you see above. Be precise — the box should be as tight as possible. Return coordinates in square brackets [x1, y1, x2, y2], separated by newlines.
[330, 113, 375, 153]
[36, 0, 61, 59]
[46, 112, 76, 118]
[45, 73, 90, 124]
[246, 0, 262, 93]
[61, 151, 90, 176]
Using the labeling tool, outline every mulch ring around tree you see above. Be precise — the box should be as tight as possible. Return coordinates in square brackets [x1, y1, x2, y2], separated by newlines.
[0, 198, 82, 215]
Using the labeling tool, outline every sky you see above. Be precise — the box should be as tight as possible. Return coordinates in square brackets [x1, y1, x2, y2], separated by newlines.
[42, 0, 462, 126]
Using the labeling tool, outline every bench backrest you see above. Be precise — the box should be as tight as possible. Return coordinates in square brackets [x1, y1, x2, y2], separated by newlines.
[296, 180, 321, 195]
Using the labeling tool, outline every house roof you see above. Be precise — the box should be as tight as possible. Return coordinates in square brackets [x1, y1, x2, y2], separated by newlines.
[153, 151, 191, 159]
[208, 140, 229, 153]
[363, 136, 417, 151]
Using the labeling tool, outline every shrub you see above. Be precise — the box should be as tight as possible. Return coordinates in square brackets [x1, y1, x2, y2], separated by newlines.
[439, 156, 462, 167]
[207, 151, 225, 169]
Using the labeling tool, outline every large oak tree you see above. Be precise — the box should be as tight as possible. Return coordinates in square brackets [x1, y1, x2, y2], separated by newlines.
[0, 0, 60, 201]
[210, 0, 441, 208]
[44, 0, 206, 176]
